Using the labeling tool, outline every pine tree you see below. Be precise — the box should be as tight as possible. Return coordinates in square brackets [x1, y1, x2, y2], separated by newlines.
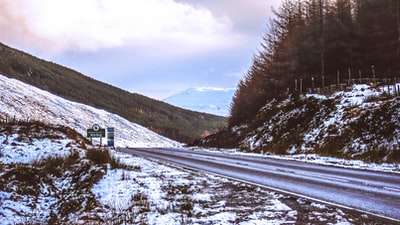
[229, 0, 400, 128]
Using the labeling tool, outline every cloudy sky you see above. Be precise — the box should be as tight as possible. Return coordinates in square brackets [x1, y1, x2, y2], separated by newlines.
[0, 0, 282, 99]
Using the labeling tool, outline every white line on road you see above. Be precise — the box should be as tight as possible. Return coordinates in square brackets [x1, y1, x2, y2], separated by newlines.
[295, 171, 350, 183]
[384, 186, 400, 193]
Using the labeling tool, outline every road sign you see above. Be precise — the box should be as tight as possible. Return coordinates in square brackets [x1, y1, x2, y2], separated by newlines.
[87, 127, 105, 138]
[107, 127, 114, 147]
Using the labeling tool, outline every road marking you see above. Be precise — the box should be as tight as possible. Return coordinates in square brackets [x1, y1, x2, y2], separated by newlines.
[384, 186, 400, 193]
[294, 171, 350, 183]
[236, 162, 249, 166]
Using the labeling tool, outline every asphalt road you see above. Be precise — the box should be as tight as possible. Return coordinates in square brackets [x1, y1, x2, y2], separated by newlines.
[120, 148, 400, 221]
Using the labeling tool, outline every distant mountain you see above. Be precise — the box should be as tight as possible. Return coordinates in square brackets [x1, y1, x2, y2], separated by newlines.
[164, 87, 235, 117]
[0, 42, 225, 143]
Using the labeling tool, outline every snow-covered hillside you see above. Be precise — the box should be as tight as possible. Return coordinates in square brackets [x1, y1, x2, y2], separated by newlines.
[240, 84, 400, 161]
[164, 87, 235, 117]
[0, 74, 180, 147]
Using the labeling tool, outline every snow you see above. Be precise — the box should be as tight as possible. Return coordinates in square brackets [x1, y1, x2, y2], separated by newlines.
[1, 75, 398, 224]
[241, 84, 400, 158]
[0, 74, 180, 148]
[163, 87, 235, 116]
[1, 131, 365, 224]
[0, 135, 75, 164]
[92, 151, 301, 225]
[0, 75, 299, 224]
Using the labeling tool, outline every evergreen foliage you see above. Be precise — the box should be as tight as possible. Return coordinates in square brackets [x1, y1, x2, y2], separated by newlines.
[229, 0, 400, 128]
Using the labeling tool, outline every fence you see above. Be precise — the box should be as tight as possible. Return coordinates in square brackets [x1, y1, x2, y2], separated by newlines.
[293, 76, 400, 96]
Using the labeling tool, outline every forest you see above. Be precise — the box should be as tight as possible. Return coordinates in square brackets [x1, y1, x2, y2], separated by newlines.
[229, 0, 400, 127]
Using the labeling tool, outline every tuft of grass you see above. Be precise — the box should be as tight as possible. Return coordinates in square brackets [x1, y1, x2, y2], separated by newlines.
[86, 148, 121, 170]
[86, 148, 138, 170]
[33, 151, 80, 177]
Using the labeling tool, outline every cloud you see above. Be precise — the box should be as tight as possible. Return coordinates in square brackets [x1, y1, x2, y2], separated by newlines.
[0, 0, 246, 55]
[184, 0, 279, 33]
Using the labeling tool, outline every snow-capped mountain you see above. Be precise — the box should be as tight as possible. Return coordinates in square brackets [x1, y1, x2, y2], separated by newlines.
[0, 74, 180, 147]
[163, 87, 235, 117]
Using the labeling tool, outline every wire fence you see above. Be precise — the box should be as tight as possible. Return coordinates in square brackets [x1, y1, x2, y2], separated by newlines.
[294, 76, 400, 96]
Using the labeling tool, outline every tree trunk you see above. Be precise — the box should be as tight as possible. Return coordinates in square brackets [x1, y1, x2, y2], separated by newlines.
[397, 0, 400, 54]
[319, 0, 325, 84]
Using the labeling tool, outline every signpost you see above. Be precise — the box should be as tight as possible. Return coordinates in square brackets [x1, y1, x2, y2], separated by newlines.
[87, 124, 106, 145]
[87, 124, 106, 138]
[87, 124, 114, 147]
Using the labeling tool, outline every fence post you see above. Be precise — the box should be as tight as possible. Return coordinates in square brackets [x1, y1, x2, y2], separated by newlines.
[348, 68, 352, 85]
[398, 83, 400, 96]
[336, 70, 340, 90]
[300, 78, 303, 95]
[311, 77, 315, 93]
[372, 65, 376, 85]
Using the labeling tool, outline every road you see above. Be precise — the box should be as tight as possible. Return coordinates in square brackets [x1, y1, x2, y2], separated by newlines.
[120, 148, 400, 221]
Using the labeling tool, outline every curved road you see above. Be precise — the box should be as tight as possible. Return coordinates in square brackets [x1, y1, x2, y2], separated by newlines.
[120, 148, 400, 221]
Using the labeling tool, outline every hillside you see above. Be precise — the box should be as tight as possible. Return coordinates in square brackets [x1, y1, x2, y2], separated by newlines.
[0, 42, 225, 143]
[163, 87, 235, 117]
[0, 74, 179, 147]
[198, 84, 400, 163]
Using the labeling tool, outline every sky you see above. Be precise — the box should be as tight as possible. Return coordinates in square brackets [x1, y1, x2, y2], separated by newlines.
[0, 0, 282, 99]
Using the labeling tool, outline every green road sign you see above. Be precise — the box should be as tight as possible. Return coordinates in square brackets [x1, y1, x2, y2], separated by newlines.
[87, 128, 105, 138]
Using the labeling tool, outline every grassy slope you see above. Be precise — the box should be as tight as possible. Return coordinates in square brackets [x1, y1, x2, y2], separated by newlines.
[0, 42, 226, 143]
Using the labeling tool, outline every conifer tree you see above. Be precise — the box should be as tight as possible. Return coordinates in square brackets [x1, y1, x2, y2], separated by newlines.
[229, 0, 399, 127]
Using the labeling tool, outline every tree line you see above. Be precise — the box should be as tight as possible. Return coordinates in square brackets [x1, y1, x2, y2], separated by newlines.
[229, 0, 400, 127]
